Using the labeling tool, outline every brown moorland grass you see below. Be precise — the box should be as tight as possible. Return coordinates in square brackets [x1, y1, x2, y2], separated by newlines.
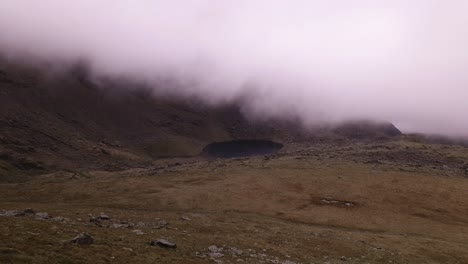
[1, 140, 468, 263]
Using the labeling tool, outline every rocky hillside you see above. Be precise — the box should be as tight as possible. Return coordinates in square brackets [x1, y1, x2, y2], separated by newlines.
[0, 58, 402, 177]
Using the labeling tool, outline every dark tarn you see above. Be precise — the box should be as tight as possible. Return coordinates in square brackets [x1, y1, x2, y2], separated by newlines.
[203, 140, 283, 158]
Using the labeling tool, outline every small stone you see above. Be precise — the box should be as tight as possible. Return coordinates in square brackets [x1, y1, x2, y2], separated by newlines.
[50, 216, 65, 222]
[111, 223, 127, 229]
[71, 233, 94, 245]
[132, 229, 145, 235]
[156, 220, 168, 229]
[208, 245, 221, 253]
[119, 221, 133, 228]
[180, 216, 191, 221]
[98, 213, 110, 220]
[35, 212, 49, 220]
[150, 239, 177, 249]
[340, 256, 348, 261]
[135, 222, 145, 227]
[230, 247, 243, 255]
[0, 210, 17, 217]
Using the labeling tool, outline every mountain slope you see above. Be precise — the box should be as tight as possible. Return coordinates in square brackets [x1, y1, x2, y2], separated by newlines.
[0, 59, 402, 177]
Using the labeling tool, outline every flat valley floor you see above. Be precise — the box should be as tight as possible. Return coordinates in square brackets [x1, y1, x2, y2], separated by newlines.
[1, 140, 468, 264]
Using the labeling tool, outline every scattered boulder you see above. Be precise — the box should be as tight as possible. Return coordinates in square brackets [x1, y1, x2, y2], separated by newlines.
[199, 245, 292, 263]
[71, 233, 94, 245]
[230, 247, 243, 255]
[111, 223, 129, 229]
[150, 239, 177, 249]
[112, 221, 134, 228]
[98, 213, 110, 220]
[0, 210, 18, 217]
[208, 245, 224, 258]
[208, 245, 221, 252]
[35, 212, 50, 220]
[0, 209, 35, 217]
[135, 222, 145, 227]
[156, 220, 169, 229]
[0, 209, 67, 222]
[50, 216, 65, 222]
[88, 213, 110, 225]
[320, 197, 356, 207]
[180, 216, 191, 221]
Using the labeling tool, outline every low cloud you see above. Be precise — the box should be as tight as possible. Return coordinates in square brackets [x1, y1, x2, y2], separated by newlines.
[1, 0, 467, 136]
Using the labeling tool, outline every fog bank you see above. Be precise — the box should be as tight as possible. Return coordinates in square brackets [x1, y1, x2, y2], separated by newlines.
[1, 1, 468, 136]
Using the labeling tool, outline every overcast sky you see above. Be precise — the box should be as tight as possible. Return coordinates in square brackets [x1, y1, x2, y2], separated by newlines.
[1, 1, 467, 136]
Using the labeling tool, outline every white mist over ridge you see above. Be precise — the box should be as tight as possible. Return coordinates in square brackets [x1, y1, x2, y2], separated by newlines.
[1, 0, 468, 136]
